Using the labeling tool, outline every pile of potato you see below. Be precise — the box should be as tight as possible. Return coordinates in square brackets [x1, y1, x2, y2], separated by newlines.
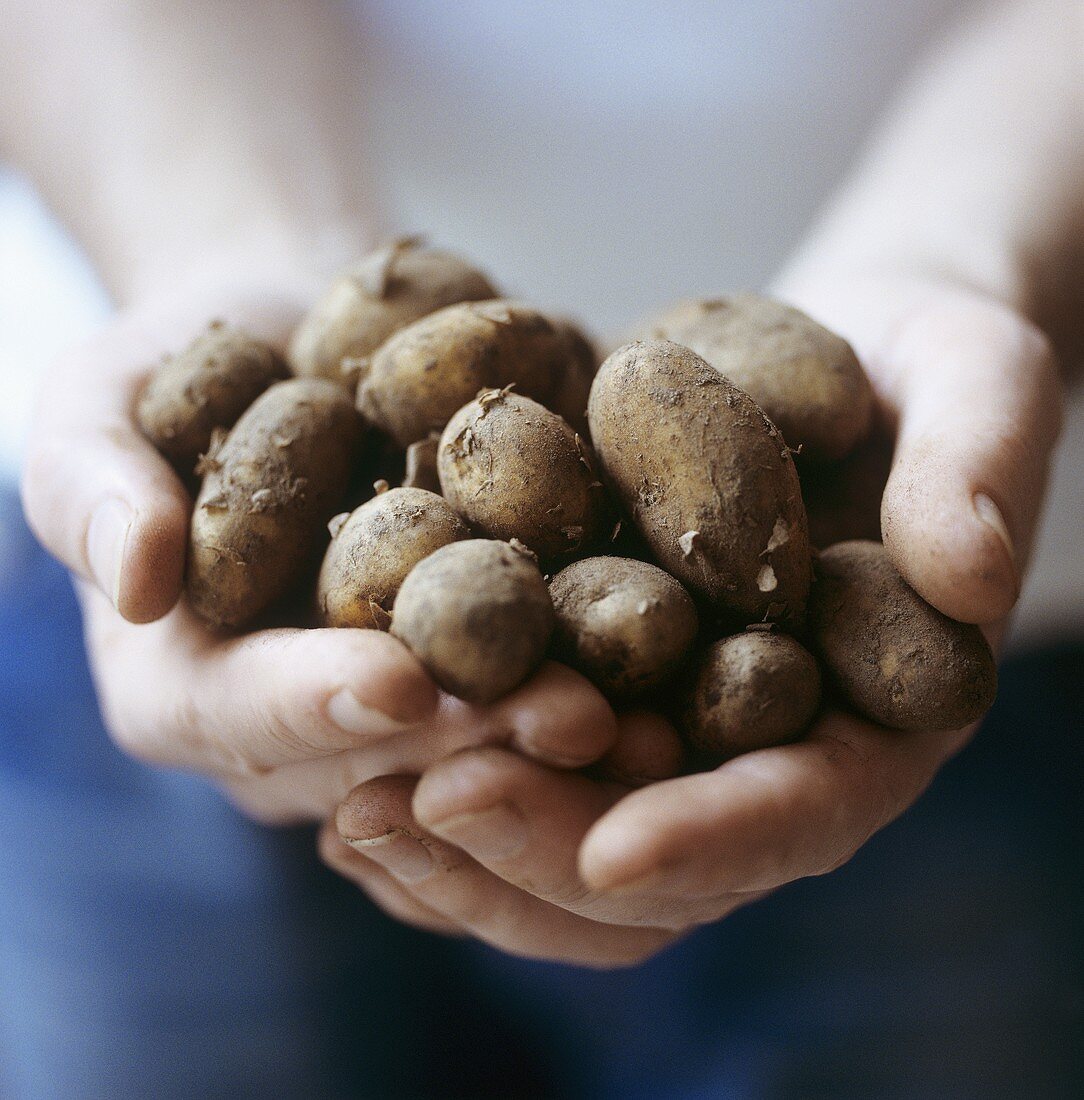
[138, 240, 998, 771]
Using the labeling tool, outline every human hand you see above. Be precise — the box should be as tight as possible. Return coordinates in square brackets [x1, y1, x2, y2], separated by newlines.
[321, 273, 1063, 965]
[21, 286, 618, 824]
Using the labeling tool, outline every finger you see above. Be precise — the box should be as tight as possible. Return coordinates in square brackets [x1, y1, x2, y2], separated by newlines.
[413, 739, 723, 928]
[879, 296, 1063, 623]
[487, 661, 619, 768]
[86, 595, 439, 775]
[337, 776, 676, 967]
[21, 321, 192, 623]
[596, 711, 685, 787]
[579, 709, 969, 898]
[317, 820, 463, 936]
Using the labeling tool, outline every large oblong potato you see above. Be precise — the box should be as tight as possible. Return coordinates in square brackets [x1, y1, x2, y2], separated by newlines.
[808, 540, 998, 730]
[438, 390, 613, 562]
[643, 295, 873, 461]
[549, 556, 698, 700]
[357, 300, 573, 447]
[289, 240, 497, 389]
[588, 340, 811, 622]
[317, 488, 469, 629]
[187, 378, 360, 628]
[391, 539, 555, 703]
[137, 324, 289, 471]
[680, 630, 821, 760]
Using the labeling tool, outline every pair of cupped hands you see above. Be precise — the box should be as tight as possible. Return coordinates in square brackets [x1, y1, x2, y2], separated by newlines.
[22, 265, 1061, 967]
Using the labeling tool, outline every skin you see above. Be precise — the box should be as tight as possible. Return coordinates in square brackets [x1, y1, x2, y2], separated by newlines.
[8, 0, 1077, 964]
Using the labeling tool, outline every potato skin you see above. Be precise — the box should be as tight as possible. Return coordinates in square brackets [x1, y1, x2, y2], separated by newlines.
[390, 539, 555, 703]
[289, 241, 496, 389]
[808, 540, 998, 731]
[317, 488, 469, 629]
[438, 390, 613, 563]
[187, 379, 360, 628]
[644, 295, 873, 462]
[358, 300, 573, 447]
[549, 557, 698, 700]
[680, 631, 821, 759]
[588, 340, 811, 622]
[136, 324, 289, 471]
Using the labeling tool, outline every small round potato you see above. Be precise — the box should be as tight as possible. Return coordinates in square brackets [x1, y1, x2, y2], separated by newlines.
[808, 540, 998, 731]
[549, 557, 698, 700]
[644, 295, 873, 462]
[187, 378, 360, 628]
[358, 300, 574, 447]
[390, 539, 555, 703]
[137, 324, 289, 471]
[438, 390, 613, 563]
[318, 488, 469, 629]
[588, 340, 811, 622]
[289, 240, 497, 389]
[681, 630, 822, 760]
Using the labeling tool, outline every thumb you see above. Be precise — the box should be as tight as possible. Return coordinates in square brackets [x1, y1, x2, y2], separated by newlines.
[879, 296, 1063, 625]
[21, 319, 191, 623]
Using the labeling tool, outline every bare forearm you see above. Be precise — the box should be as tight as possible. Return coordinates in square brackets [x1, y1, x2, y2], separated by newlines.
[778, 0, 1084, 350]
[1, 0, 376, 304]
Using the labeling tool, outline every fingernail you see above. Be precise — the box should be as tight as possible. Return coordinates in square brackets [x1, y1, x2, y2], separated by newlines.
[973, 493, 1019, 583]
[87, 498, 133, 610]
[328, 689, 413, 737]
[346, 830, 434, 883]
[428, 803, 528, 862]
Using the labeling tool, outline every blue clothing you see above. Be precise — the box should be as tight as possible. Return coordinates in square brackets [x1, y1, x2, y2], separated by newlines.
[0, 488, 1080, 1099]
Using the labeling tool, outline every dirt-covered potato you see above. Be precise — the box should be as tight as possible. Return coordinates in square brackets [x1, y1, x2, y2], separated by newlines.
[289, 240, 496, 389]
[809, 540, 998, 730]
[357, 300, 573, 447]
[588, 340, 811, 622]
[187, 379, 360, 628]
[644, 295, 873, 462]
[549, 557, 698, 700]
[317, 488, 469, 630]
[438, 390, 613, 562]
[680, 630, 822, 760]
[137, 324, 289, 471]
[391, 539, 555, 703]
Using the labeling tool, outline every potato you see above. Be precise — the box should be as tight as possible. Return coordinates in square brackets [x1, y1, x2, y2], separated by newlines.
[644, 295, 873, 461]
[808, 540, 998, 730]
[187, 379, 360, 628]
[549, 557, 698, 700]
[588, 340, 811, 622]
[357, 300, 573, 447]
[289, 240, 496, 389]
[136, 324, 289, 471]
[438, 390, 614, 562]
[317, 488, 468, 629]
[680, 630, 821, 760]
[391, 539, 555, 703]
